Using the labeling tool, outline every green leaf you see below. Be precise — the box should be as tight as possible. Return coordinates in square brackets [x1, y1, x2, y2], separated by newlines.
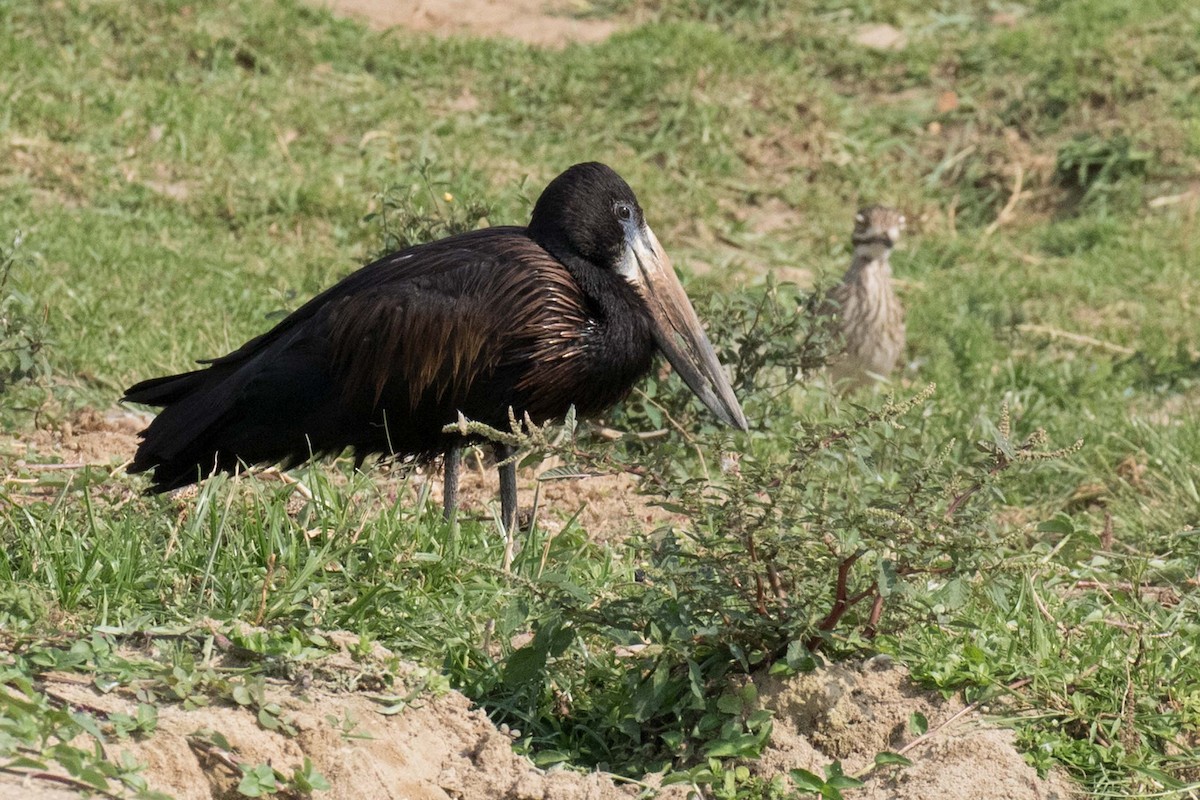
[790, 768, 826, 791]
[716, 693, 744, 715]
[207, 731, 234, 751]
[6, 755, 49, 772]
[501, 646, 547, 689]
[785, 640, 817, 672]
[746, 709, 774, 729]
[290, 758, 331, 792]
[1036, 514, 1075, 535]
[136, 703, 159, 732]
[874, 751, 913, 767]
[71, 712, 107, 743]
[258, 708, 280, 731]
[237, 764, 278, 798]
[909, 712, 928, 736]
[703, 733, 763, 758]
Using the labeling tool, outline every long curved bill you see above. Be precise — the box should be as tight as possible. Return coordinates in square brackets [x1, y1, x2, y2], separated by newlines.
[627, 224, 749, 431]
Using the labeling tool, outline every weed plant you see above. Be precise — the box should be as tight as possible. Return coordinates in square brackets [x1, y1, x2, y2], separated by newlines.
[437, 281, 1083, 782]
[0, 233, 51, 416]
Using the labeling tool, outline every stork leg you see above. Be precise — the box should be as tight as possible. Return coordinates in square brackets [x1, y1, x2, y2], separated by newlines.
[442, 442, 461, 521]
[495, 443, 518, 535]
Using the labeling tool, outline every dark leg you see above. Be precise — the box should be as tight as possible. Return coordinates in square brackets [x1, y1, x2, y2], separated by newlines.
[443, 442, 461, 521]
[495, 443, 518, 534]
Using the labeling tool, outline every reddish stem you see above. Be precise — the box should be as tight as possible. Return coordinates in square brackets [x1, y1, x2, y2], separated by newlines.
[863, 592, 885, 638]
[806, 553, 870, 652]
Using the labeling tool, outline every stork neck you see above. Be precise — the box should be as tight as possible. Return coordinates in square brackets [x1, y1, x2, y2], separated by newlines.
[530, 227, 655, 362]
[530, 230, 624, 316]
[565, 253, 649, 330]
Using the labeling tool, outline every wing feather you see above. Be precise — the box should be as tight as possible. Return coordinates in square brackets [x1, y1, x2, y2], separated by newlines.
[324, 236, 591, 420]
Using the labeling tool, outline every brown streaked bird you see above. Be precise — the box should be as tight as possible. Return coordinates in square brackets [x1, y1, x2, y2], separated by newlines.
[124, 162, 749, 529]
[821, 205, 906, 391]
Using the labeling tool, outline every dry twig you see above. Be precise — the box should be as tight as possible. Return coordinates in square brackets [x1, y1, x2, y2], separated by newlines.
[983, 161, 1025, 237]
[0, 766, 122, 799]
[1017, 323, 1135, 356]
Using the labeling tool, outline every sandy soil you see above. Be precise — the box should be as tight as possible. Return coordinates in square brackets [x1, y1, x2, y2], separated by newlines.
[12, 634, 646, 800]
[1, 407, 148, 468]
[414, 450, 686, 543]
[755, 658, 1077, 799]
[307, 0, 622, 47]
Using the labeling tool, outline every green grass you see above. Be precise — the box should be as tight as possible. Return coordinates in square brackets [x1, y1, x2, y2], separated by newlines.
[2, 0, 1200, 797]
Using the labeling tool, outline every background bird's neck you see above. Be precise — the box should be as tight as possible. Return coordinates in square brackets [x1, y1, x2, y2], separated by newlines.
[847, 244, 893, 280]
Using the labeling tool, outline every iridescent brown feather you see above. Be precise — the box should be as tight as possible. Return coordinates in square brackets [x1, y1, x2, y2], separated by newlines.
[326, 240, 591, 417]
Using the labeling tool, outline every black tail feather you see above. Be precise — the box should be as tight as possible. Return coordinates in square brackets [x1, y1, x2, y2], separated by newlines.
[123, 368, 210, 407]
[123, 336, 353, 493]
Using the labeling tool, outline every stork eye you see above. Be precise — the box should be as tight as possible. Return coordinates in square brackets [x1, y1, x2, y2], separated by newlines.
[615, 203, 633, 221]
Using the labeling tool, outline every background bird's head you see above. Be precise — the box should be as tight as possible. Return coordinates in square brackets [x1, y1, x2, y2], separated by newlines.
[529, 162, 748, 432]
[851, 205, 906, 252]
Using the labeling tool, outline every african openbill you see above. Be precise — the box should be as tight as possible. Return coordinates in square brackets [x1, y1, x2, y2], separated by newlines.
[124, 162, 748, 528]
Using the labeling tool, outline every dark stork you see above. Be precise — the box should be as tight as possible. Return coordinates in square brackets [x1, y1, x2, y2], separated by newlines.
[124, 162, 748, 529]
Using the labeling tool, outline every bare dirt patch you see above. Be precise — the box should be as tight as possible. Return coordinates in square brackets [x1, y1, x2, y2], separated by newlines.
[308, 0, 621, 48]
[0, 407, 147, 469]
[853, 23, 907, 51]
[414, 453, 685, 544]
[0, 404, 678, 544]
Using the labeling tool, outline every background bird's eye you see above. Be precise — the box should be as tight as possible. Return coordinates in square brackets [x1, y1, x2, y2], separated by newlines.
[615, 203, 633, 221]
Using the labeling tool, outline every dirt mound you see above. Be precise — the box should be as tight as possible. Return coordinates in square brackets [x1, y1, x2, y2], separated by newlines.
[27, 634, 643, 800]
[755, 657, 1077, 799]
[308, 0, 621, 47]
[111, 685, 623, 800]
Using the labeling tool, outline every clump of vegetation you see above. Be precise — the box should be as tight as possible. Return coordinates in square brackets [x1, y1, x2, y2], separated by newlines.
[0, 232, 51, 399]
[364, 160, 493, 258]
[1055, 133, 1151, 208]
